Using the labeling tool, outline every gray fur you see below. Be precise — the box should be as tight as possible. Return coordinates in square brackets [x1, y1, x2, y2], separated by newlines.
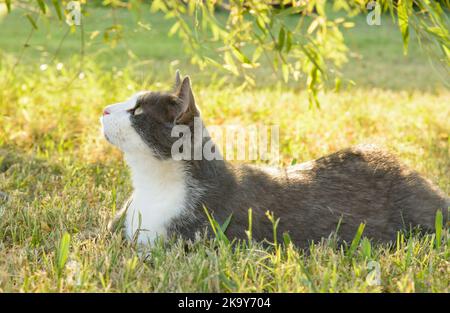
[112, 73, 449, 247]
[170, 144, 449, 246]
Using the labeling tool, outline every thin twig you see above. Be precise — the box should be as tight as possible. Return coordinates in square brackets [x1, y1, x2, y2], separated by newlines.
[49, 27, 71, 65]
[6, 13, 40, 84]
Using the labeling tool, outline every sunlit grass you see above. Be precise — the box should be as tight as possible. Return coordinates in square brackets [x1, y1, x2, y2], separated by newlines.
[0, 6, 449, 293]
[0, 59, 448, 292]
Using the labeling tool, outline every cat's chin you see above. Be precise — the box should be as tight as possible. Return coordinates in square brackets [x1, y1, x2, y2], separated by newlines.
[100, 125, 112, 144]
[100, 117, 116, 147]
[103, 133, 111, 144]
[103, 134, 122, 150]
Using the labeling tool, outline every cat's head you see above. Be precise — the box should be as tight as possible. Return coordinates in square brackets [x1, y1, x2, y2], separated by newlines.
[100, 71, 201, 159]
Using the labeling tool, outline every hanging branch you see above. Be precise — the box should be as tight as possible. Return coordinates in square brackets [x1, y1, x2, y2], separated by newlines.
[2, 0, 449, 106]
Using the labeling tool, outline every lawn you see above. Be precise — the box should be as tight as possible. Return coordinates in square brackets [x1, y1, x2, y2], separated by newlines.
[0, 5, 449, 292]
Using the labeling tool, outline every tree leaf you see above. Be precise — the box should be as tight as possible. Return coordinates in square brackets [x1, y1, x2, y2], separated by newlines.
[255, 17, 268, 35]
[25, 13, 38, 30]
[52, 0, 63, 21]
[223, 51, 239, 75]
[285, 30, 293, 53]
[398, 0, 412, 55]
[36, 0, 46, 14]
[168, 21, 180, 36]
[274, 3, 307, 18]
[277, 27, 285, 51]
[5, 0, 11, 12]
[231, 46, 251, 64]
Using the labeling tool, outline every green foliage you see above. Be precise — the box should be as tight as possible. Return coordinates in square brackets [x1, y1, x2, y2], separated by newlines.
[398, 0, 412, 55]
[36, 0, 46, 14]
[149, 0, 449, 104]
[4, 0, 11, 12]
[52, 0, 63, 21]
[25, 12, 38, 29]
[3, 0, 449, 105]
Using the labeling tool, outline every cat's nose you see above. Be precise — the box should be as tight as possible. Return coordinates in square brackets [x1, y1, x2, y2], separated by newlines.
[103, 109, 110, 116]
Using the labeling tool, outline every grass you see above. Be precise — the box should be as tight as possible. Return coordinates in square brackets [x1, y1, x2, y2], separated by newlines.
[0, 6, 449, 292]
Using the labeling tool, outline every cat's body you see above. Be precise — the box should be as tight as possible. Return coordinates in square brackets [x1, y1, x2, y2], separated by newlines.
[102, 71, 449, 247]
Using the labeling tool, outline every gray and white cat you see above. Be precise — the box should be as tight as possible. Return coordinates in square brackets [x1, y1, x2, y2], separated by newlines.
[101, 71, 449, 247]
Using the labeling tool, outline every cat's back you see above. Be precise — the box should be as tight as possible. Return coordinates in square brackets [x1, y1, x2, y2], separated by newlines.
[280, 144, 448, 244]
[284, 144, 417, 217]
[287, 144, 401, 180]
[282, 144, 401, 217]
[235, 144, 403, 205]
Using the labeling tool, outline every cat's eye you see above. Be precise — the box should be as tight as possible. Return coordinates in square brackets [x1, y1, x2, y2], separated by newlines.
[133, 106, 144, 115]
[129, 105, 143, 116]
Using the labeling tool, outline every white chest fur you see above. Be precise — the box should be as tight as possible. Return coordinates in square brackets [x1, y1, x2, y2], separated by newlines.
[124, 153, 187, 245]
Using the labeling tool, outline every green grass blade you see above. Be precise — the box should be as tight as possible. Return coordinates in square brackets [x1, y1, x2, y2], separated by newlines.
[245, 208, 253, 243]
[347, 223, 365, 257]
[203, 206, 230, 244]
[220, 213, 233, 233]
[435, 210, 443, 250]
[56, 232, 71, 276]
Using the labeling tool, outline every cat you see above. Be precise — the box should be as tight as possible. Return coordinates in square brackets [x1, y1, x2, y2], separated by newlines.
[101, 70, 449, 247]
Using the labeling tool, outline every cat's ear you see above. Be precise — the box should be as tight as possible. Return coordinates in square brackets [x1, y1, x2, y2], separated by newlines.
[173, 69, 182, 91]
[174, 76, 200, 124]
